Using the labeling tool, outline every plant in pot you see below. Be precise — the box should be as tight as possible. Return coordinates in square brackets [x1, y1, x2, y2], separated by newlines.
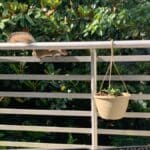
[94, 41, 131, 120]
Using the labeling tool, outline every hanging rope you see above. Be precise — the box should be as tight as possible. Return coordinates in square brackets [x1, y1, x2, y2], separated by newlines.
[100, 40, 129, 93]
[99, 63, 111, 91]
[108, 40, 114, 88]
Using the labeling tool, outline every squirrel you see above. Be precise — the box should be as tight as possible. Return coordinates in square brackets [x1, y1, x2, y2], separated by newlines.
[8, 32, 68, 58]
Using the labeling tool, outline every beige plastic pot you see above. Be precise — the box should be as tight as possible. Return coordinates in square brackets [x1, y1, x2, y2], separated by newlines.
[94, 93, 131, 120]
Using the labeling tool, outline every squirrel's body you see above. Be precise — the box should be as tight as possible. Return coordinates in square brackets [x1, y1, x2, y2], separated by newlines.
[8, 32, 68, 58]
[8, 32, 35, 43]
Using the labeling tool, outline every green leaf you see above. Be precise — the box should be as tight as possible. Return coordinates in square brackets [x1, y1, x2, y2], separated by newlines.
[25, 15, 35, 26]
[0, 22, 5, 29]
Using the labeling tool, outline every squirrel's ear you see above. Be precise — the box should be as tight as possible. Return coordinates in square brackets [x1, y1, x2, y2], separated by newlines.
[22, 28, 29, 32]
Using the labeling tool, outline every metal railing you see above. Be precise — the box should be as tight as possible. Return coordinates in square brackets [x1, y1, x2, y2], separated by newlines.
[0, 40, 150, 149]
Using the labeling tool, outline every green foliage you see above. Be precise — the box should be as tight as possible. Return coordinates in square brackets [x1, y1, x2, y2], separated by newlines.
[101, 86, 122, 96]
[0, 0, 149, 147]
[41, 0, 61, 9]
[67, 134, 77, 144]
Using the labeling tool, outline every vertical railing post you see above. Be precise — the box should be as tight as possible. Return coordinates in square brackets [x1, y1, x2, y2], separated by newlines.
[91, 49, 98, 149]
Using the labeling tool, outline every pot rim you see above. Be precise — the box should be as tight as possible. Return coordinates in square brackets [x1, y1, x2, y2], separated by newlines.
[94, 92, 131, 99]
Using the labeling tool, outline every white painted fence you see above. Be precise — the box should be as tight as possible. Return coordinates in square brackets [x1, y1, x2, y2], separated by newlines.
[0, 40, 150, 149]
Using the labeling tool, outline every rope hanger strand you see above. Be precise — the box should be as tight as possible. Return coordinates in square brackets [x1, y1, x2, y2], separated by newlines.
[100, 40, 129, 93]
[108, 40, 114, 88]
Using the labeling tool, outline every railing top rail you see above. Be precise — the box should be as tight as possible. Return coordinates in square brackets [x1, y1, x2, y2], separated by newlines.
[0, 40, 150, 50]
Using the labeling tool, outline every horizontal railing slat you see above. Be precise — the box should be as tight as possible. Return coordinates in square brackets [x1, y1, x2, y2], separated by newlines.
[0, 92, 90, 99]
[0, 74, 90, 81]
[0, 124, 149, 136]
[0, 56, 85, 62]
[131, 94, 150, 100]
[0, 74, 149, 81]
[99, 129, 150, 136]
[0, 124, 91, 134]
[97, 75, 150, 81]
[0, 108, 91, 116]
[0, 92, 149, 100]
[0, 40, 150, 50]
[0, 141, 115, 149]
[0, 55, 149, 62]
[97, 55, 150, 62]
[0, 141, 91, 149]
[125, 112, 150, 118]
[0, 108, 149, 118]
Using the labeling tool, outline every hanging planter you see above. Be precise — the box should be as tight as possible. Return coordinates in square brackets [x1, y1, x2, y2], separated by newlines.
[95, 91, 130, 120]
[94, 41, 131, 120]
